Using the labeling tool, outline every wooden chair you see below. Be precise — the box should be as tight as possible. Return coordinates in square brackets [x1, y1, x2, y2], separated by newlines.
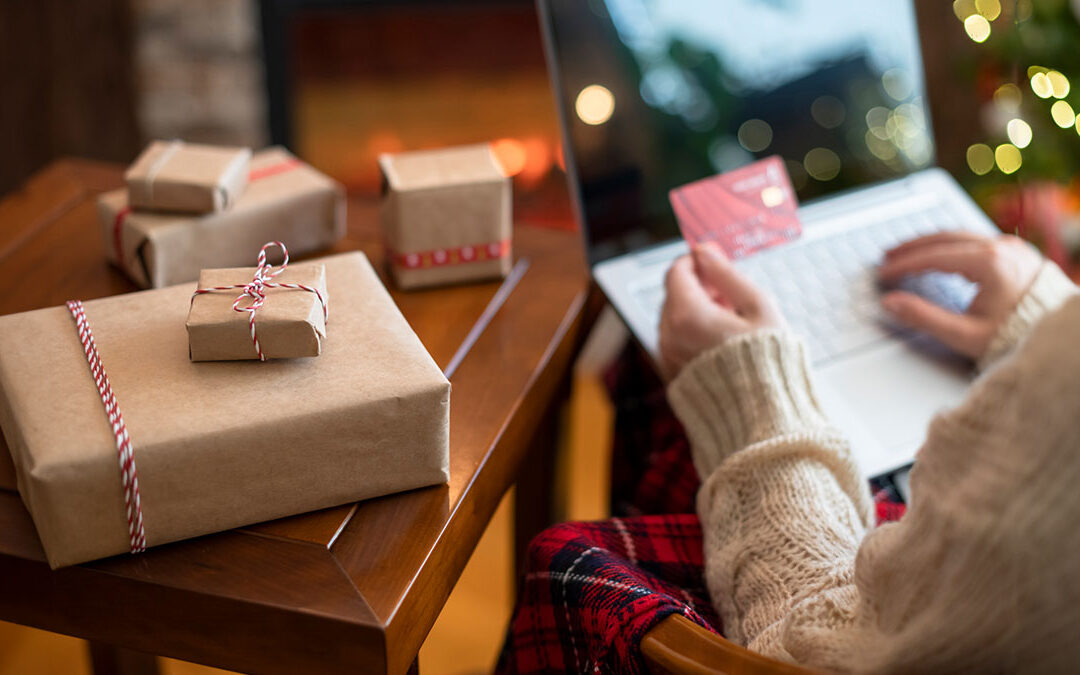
[641, 615, 818, 675]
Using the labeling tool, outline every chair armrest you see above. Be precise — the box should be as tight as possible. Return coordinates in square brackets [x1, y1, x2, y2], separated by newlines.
[640, 614, 818, 675]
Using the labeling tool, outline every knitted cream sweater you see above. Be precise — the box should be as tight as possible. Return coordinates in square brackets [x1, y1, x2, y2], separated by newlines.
[668, 262, 1079, 673]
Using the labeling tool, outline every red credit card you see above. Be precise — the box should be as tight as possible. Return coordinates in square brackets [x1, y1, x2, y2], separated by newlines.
[669, 155, 801, 258]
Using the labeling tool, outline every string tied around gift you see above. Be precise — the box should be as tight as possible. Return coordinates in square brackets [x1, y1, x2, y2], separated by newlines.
[191, 241, 328, 361]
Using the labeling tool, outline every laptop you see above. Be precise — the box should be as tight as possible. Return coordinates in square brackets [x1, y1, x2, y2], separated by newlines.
[538, 0, 999, 479]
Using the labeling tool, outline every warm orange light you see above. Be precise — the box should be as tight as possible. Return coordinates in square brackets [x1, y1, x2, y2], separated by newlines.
[368, 131, 405, 157]
[518, 136, 553, 186]
[491, 138, 528, 177]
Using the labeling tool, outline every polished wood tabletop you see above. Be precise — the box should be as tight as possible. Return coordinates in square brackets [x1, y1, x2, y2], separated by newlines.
[0, 159, 591, 674]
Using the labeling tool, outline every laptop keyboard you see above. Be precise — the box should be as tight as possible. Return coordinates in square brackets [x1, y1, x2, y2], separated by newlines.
[632, 208, 978, 363]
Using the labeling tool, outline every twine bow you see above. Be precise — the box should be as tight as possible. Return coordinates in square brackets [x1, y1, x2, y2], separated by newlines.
[191, 241, 327, 361]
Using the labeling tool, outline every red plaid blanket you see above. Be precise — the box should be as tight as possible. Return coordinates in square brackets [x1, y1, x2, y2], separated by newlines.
[497, 346, 906, 674]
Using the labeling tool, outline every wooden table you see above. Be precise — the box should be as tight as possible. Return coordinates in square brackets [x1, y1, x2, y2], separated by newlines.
[0, 159, 592, 674]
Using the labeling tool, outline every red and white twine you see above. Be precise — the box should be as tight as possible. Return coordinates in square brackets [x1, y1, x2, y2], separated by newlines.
[66, 300, 148, 554]
[191, 241, 328, 361]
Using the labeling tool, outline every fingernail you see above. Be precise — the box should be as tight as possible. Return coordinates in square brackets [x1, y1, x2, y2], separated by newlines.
[695, 242, 725, 259]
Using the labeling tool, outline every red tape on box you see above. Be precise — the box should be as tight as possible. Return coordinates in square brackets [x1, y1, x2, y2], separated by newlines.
[390, 239, 511, 270]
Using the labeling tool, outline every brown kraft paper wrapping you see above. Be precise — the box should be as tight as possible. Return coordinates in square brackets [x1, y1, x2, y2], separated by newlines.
[187, 263, 328, 361]
[99, 147, 346, 289]
[125, 140, 251, 214]
[0, 252, 450, 568]
[379, 144, 512, 290]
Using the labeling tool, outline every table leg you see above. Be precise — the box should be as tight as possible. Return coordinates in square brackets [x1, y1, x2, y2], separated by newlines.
[513, 390, 566, 575]
[87, 642, 160, 675]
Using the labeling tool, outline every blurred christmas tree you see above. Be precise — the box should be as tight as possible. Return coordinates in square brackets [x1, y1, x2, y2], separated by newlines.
[955, 0, 1080, 275]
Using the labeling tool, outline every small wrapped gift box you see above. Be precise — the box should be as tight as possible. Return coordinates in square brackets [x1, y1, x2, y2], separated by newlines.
[125, 140, 251, 214]
[99, 147, 346, 289]
[187, 243, 328, 362]
[379, 144, 512, 290]
[0, 252, 449, 568]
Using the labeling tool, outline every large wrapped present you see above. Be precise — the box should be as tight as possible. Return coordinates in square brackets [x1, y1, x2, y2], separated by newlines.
[0, 252, 449, 568]
[99, 147, 346, 289]
[187, 242, 328, 362]
[125, 140, 251, 214]
[379, 144, 512, 290]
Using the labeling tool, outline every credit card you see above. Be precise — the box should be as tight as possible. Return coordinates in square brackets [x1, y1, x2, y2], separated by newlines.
[669, 155, 801, 258]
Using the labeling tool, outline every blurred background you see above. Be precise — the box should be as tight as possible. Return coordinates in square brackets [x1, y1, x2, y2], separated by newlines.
[3, 0, 1078, 271]
[0, 1, 1078, 673]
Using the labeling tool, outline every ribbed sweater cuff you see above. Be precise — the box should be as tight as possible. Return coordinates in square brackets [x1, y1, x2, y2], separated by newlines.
[667, 329, 829, 479]
[978, 261, 1077, 371]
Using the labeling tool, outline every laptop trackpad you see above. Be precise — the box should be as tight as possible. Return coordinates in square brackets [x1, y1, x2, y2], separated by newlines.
[816, 337, 972, 477]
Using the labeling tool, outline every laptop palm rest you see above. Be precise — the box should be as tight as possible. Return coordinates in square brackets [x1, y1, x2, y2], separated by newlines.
[816, 339, 971, 477]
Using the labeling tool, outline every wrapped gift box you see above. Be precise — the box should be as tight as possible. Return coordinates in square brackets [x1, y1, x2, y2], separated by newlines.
[125, 140, 251, 214]
[0, 252, 449, 568]
[99, 147, 346, 289]
[379, 144, 512, 290]
[187, 259, 328, 362]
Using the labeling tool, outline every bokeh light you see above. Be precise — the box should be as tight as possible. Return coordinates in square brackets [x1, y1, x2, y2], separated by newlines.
[975, 0, 1001, 20]
[994, 143, 1022, 174]
[575, 84, 615, 125]
[966, 143, 994, 175]
[1050, 100, 1076, 128]
[964, 15, 991, 42]
[491, 138, 527, 176]
[1046, 71, 1071, 98]
[953, 0, 976, 20]
[1030, 72, 1053, 99]
[1006, 119, 1033, 148]
[866, 130, 897, 161]
[810, 96, 846, 128]
[737, 119, 773, 152]
[803, 148, 841, 181]
[865, 106, 891, 140]
[881, 69, 913, 101]
[993, 83, 1022, 110]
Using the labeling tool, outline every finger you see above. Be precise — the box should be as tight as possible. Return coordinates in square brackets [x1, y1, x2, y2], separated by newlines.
[881, 291, 982, 357]
[692, 243, 764, 313]
[878, 242, 994, 284]
[664, 255, 717, 311]
[884, 230, 988, 259]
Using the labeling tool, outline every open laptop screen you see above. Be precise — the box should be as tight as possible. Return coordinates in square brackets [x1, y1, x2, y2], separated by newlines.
[540, 0, 934, 264]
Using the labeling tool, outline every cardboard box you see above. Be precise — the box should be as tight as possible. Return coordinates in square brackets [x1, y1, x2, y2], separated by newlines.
[379, 144, 512, 290]
[187, 261, 328, 361]
[99, 147, 346, 289]
[125, 140, 251, 214]
[0, 252, 449, 568]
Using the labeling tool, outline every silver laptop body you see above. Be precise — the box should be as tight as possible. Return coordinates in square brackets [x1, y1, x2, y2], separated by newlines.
[539, 0, 997, 478]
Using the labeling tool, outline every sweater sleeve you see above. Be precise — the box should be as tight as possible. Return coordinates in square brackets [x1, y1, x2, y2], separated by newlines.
[976, 260, 1076, 371]
[669, 295, 1080, 672]
[667, 330, 874, 660]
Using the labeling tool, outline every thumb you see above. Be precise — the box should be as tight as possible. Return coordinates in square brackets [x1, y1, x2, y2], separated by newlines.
[693, 243, 763, 313]
[881, 291, 981, 357]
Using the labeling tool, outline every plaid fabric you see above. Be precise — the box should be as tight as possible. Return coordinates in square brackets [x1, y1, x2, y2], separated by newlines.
[605, 344, 699, 517]
[497, 345, 908, 674]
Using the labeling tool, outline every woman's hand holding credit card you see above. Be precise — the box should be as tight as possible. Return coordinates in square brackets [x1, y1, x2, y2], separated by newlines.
[668, 155, 802, 258]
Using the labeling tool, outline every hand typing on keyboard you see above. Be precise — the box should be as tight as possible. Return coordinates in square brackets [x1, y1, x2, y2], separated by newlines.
[658, 242, 782, 378]
[878, 231, 1043, 361]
